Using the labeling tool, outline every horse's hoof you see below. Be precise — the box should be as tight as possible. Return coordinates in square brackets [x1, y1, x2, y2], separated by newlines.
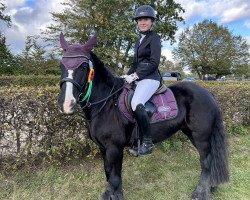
[100, 191, 124, 200]
[210, 186, 217, 193]
[99, 191, 111, 200]
[192, 186, 211, 200]
[111, 192, 124, 200]
[110, 195, 118, 200]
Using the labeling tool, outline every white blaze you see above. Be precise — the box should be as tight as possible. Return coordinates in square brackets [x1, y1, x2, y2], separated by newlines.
[63, 70, 76, 113]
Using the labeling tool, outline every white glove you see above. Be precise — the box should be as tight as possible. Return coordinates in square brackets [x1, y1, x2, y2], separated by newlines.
[125, 73, 139, 84]
[120, 75, 128, 78]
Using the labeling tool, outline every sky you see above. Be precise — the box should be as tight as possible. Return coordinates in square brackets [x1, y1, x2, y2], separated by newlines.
[1, 0, 250, 62]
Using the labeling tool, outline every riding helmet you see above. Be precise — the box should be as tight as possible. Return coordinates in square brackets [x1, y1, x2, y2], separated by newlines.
[134, 5, 156, 21]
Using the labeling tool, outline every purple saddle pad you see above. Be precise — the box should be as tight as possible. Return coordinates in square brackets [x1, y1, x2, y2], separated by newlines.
[118, 86, 178, 123]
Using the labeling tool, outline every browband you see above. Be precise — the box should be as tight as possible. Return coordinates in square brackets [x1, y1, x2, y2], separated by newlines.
[62, 55, 89, 59]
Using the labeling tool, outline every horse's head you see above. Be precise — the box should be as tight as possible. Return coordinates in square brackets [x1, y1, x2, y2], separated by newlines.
[58, 32, 97, 114]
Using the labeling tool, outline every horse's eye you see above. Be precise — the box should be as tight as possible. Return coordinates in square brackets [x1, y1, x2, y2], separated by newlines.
[83, 63, 88, 67]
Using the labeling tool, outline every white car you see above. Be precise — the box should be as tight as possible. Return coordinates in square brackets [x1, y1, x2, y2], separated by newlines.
[162, 72, 181, 81]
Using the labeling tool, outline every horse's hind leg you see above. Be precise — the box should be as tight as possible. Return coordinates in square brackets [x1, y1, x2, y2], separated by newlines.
[100, 144, 124, 200]
[185, 114, 229, 200]
[182, 128, 212, 200]
[191, 137, 212, 200]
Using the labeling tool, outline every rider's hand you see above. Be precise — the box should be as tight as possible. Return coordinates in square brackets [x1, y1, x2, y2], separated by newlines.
[124, 73, 139, 84]
[120, 75, 128, 79]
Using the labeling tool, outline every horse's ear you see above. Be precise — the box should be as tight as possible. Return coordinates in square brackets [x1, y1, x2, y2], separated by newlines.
[60, 32, 68, 50]
[84, 32, 97, 52]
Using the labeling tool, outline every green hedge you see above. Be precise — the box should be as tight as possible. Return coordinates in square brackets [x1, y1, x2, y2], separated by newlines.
[0, 87, 98, 170]
[0, 81, 249, 170]
[0, 75, 59, 87]
[198, 81, 249, 129]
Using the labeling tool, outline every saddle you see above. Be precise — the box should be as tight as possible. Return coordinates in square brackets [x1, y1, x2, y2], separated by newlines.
[118, 83, 178, 123]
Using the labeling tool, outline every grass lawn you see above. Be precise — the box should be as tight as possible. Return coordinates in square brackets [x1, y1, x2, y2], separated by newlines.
[0, 134, 249, 200]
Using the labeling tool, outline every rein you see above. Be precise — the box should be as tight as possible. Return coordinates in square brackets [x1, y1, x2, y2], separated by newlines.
[80, 83, 124, 108]
[80, 83, 124, 122]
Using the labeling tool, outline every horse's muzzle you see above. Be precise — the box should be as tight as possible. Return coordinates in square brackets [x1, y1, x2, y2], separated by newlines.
[61, 99, 77, 114]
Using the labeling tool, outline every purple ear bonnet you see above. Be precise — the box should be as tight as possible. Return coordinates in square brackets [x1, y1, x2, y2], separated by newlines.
[60, 33, 97, 70]
[61, 44, 89, 70]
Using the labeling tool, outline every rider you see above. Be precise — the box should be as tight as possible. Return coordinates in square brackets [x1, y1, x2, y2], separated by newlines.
[124, 5, 161, 156]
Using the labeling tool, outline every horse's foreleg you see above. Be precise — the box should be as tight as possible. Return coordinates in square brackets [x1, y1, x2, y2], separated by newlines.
[100, 145, 124, 200]
[101, 149, 111, 182]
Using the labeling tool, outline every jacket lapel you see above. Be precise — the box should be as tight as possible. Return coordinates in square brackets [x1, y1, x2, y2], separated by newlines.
[134, 32, 152, 62]
[134, 40, 140, 62]
[138, 32, 151, 48]
[135, 40, 140, 50]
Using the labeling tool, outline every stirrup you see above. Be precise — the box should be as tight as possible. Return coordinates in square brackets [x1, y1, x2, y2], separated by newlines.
[129, 141, 154, 157]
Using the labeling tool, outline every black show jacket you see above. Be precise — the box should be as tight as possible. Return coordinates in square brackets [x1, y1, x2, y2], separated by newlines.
[127, 31, 161, 81]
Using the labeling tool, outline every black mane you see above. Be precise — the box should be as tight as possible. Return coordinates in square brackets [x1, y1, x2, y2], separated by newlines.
[90, 52, 124, 88]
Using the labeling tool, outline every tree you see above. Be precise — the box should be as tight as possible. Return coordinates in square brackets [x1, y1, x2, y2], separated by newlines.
[159, 56, 184, 73]
[0, 32, 10, 58]
[173, 20, 250, 79]
[18, 36, 59, 75]
[0, 1, 11, 58]
[230, 36, 250, 78]
[21, 36, 46, 61]
[0, 32, 17, 75]
[43, 0, 184, 73]
[159, 56, 175, 71]
[0, 2, 11, 26]
[0, 2, 15, 75]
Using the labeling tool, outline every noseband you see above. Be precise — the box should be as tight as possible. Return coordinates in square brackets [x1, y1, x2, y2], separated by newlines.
[60, 77, 85, 91]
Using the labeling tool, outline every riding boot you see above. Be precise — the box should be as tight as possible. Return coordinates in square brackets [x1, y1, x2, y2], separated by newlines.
[130, 104, 153, 156]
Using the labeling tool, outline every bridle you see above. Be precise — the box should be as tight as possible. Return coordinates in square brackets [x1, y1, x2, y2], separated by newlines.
[60, 77, 85, 92]
[60, 55, 90, 93]
[59, 54, 124, 111]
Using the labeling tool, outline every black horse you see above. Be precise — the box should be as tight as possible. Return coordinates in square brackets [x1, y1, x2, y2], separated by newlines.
[57, 33, 229, 200]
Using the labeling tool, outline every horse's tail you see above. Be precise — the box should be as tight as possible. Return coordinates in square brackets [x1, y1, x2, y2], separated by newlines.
[210, 110, 229, 186]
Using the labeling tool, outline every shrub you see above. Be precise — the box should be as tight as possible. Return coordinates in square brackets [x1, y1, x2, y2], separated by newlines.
[197, 81, 250, 131]
[0, 75, 59, 87]
[0, 58, 20, 75]
[0, 81, 249, 171]
[0, 86, 97, 170]
[0, 58, 60, 76]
